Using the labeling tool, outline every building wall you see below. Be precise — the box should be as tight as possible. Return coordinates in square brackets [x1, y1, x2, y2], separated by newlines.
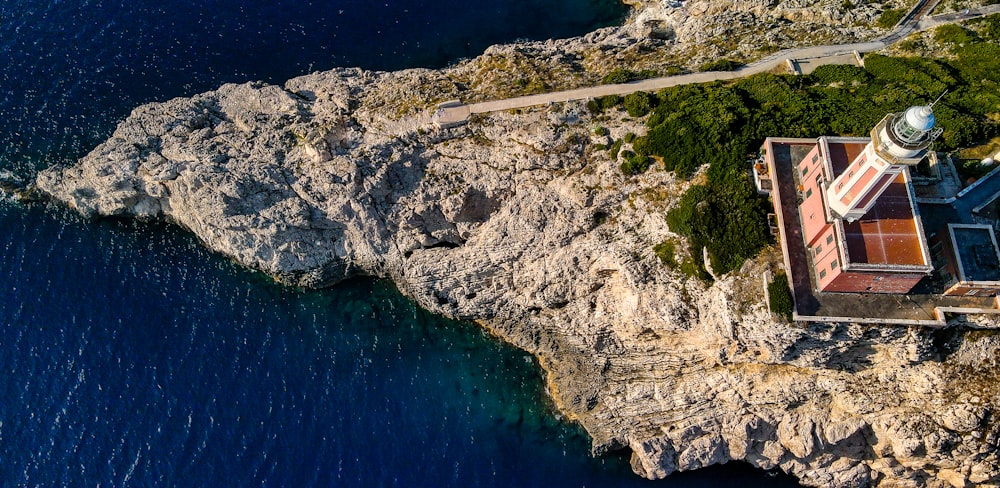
[930, 226, 1000, 297]
[812, 226, 842, 290]
[797, 144, 830, 245]
[944, 284, 1000, 297]
[822, 270, 923, 294]
[797, 145, 823, 179]
[929, 228, 959, 289]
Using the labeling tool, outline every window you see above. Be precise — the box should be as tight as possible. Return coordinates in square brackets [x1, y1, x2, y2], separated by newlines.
[826, 235, 834, 245]
[819, 269, 827, 279]
[802, 166, 809, 176]
[805, 188, 813, 198]
[815, 245, 823, 255]
[831, 259, 838, 270]
[812, 154, 819, 164]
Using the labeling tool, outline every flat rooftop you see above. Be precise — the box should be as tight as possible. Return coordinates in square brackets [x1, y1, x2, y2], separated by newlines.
[951, 225, 1000, 283]
[826, 139, 866, 174]
[843, 174, 928, 266]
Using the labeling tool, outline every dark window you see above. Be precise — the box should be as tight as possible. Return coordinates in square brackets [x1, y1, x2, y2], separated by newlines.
[819, 269, 827, 279]
[827, 234, 834, 245]
[805, 188, 813, 198]
[831, 259, 838, 270]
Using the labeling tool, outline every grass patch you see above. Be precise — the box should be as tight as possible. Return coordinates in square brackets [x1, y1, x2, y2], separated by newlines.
[655, 240, 709, 280]
[877, 8, 906, 28]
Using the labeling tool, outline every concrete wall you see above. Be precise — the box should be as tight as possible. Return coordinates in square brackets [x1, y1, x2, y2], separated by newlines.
[823, 270, 923, 293]
[944, 284, 1000, 297]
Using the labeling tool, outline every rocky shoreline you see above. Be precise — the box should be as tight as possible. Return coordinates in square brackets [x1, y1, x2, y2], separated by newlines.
[32, 0, 1000, 486]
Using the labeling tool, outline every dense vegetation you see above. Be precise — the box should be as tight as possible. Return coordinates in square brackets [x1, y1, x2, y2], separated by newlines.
[768, 273, 794, 321]
[606, 16, 1000, 277]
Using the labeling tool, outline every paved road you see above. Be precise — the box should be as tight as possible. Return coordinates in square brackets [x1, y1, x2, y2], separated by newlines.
[432, 0, 1000, 126]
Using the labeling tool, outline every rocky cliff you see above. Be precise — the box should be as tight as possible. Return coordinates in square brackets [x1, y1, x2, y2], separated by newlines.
[33, 1, 1000, 487]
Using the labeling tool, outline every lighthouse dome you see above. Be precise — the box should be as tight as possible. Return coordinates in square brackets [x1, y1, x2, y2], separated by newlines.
[889, 104, 938, 146]
[903, 105, 935, 131]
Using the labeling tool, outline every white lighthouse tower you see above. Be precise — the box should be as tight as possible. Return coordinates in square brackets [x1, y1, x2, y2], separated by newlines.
[826, 104, 943, 221]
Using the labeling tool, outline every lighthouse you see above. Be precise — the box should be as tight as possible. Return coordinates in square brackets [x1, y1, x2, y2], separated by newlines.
[759, 101, 940, 295]
[826, 104, 943, 222]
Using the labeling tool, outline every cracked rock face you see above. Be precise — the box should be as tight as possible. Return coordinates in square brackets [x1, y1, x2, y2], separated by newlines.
[34, 4, 1000, 488]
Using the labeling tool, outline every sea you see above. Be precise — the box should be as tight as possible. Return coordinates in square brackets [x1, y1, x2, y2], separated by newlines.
[0, 1, 804, 486]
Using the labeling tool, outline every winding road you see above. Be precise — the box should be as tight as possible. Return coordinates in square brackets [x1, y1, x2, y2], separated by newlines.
[431, 0, 1000, 127]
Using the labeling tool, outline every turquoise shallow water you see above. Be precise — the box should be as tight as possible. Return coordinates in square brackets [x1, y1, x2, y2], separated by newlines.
[0, 0, 803, 485]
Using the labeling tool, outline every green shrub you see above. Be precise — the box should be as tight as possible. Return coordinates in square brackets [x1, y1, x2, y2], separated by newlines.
[655, 240, 708, 279]
[620, 150, 653, 175]
[608, 138, 623, 158]
[635, 84, 751, 178]
[601, 68, 658, 85]
[952, 42, 1000, 84]
[602, 68, 635, 84]
[877, 8, 905, 28]
[639, 69, 658, 79]
[863, 54, 955, 98]
[654, 241, 676, 266]
[768, 273, 794, 321]
[808, 64, 872, 85]
[699, 59, 744, 72]
[956, 158, 998, 182]
[600, 95, 623, 110]
[970, 13, 1000, 40]
[666, 173, 768, 275]
[624, 92, 654, 117]
[623, 132, 636, 144]
[935, 24, 979, 49]
[586, 99, 602, 114]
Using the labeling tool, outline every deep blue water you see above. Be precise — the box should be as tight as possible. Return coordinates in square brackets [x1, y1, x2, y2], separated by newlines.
[0, 1, 803, 486]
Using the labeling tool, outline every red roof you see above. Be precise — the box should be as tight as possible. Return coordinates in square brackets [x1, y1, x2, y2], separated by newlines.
[841, 172, 927, 266]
